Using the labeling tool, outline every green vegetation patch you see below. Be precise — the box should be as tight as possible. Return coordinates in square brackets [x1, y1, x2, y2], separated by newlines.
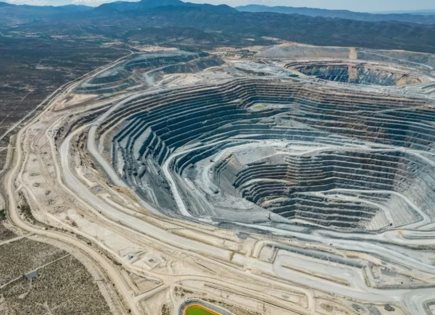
[185, 305, 219, 315]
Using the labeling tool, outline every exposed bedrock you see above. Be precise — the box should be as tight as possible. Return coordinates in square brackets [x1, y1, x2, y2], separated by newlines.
[77, 51, 224, 94]
[105, 80, 435, 232]
[286, 61, 428, 86]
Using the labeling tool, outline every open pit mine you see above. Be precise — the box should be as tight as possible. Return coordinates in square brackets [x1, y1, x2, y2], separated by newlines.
[4, 44, 435, 315]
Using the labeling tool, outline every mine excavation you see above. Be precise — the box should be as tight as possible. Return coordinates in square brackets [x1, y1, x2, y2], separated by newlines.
[4, 43, 435, 315]
[286, 61, 429, 86]
[108, 79, 434, 231]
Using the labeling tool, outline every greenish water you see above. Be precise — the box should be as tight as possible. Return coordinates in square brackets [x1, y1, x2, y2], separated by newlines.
[185, 305, 216, 315]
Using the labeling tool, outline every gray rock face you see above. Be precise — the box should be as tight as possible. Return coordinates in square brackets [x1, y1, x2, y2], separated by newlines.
[288, 61, 426, 86]
[111, 79, 435, 232]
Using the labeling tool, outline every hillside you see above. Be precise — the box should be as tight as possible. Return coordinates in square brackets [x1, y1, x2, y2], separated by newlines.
[0, 0, 434, 53]
[237, 5, 435, 24]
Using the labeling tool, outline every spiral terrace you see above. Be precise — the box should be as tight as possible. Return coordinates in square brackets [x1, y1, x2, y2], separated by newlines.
[8, 44, 435, 314]
[97, 78, 434, 232]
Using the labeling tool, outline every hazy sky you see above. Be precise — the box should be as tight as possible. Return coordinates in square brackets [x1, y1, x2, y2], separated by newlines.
[4, 0, 435, 12]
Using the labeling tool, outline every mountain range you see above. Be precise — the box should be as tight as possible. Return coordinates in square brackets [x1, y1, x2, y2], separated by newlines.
[237, 5, 435, 24]
[1, 0, 434, 23]
[97, 0, 235, 14]
[0, 0, 434, 53]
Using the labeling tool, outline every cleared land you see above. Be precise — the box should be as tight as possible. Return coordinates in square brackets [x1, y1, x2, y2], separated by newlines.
[0, 33, 130, 315]
[0, 3, 432, 314]
[2, 43, 433, 315]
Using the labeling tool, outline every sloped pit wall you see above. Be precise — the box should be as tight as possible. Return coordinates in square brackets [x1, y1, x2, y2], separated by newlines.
[76, 52, 223, 95]
[100, 79, 434, 231]
[286, 62, 426, 86]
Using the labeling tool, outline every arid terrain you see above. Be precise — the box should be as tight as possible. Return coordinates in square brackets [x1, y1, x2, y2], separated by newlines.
[1, 1, 435, 314]
[2, 42, 434, 314]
